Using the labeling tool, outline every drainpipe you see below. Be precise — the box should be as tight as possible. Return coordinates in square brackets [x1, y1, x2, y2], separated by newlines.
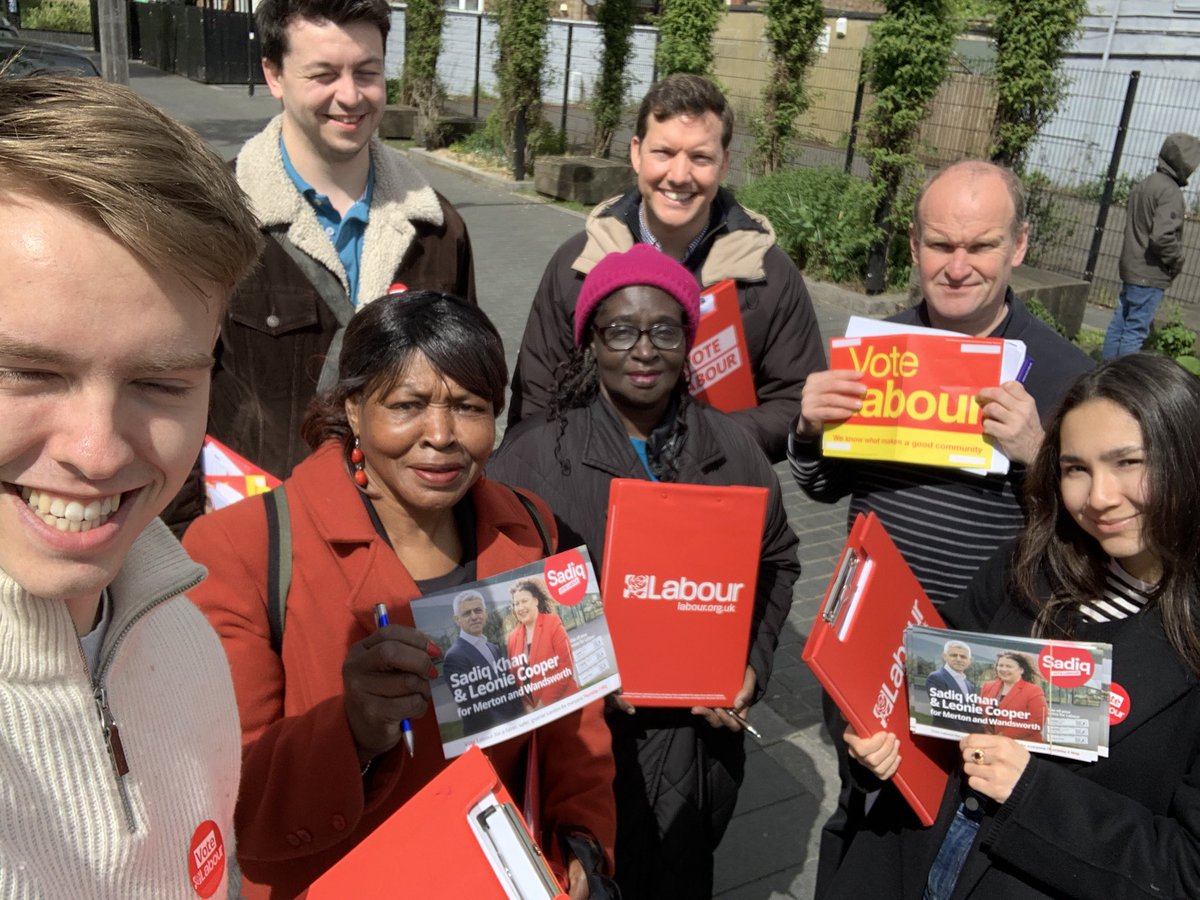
[1102, 0, 1123, 64]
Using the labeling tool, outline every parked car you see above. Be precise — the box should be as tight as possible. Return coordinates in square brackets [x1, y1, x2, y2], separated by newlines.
[0, 35, 99, 76]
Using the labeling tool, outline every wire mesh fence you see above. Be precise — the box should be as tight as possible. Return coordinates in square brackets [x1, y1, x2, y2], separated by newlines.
[402, 6, 1200, 316]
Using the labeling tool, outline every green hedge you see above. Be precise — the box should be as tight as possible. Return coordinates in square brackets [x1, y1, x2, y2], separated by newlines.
[737, 166, 911, 288]
[20, 0, 90, 32]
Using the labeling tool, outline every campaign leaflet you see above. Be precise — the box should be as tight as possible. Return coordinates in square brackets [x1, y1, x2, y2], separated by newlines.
[823, 318, 1029, 476]
[905, 625, 1113, 762]
[410, 546, 620, 760]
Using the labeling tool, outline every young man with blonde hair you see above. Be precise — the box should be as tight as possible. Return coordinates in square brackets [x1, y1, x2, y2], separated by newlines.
[0, 75, 262, 897]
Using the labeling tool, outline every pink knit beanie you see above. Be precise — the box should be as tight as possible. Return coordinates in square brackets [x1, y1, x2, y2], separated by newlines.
[573, 244, 702, 348]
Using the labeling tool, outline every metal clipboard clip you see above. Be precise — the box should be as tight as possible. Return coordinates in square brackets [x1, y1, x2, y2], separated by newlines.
[820, 548, 874, 642]
[470, 795, 563, 899]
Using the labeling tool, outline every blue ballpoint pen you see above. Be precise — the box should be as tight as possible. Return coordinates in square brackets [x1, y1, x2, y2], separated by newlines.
[372, 602, 415, 757]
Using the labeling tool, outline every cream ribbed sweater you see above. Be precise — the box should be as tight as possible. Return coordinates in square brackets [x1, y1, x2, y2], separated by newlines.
[0, 519, 242, 898]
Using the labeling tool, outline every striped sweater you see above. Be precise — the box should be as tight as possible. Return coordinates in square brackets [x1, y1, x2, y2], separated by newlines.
[790, 295, 1093, 606]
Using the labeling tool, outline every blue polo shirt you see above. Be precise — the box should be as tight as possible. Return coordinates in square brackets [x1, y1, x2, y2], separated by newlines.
[280, 137, 374, 306]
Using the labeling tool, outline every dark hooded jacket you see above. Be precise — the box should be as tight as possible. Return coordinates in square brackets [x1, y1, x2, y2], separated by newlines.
[1119, 132, 1200, 288]
[488, 396, 800, 899]
[507, 187, 826, 463]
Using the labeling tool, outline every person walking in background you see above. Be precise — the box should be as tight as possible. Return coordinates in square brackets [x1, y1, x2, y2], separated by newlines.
[1102, 133, 1200, 359]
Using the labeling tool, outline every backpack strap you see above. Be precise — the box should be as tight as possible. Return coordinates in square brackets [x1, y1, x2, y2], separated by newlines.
[262, 486, 292, 656]
[508, 486, 553, 557]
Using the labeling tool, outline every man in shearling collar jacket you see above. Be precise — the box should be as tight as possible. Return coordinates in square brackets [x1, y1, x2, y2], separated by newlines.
[507, 74, 825, 463]
[164, 0, 475, 532]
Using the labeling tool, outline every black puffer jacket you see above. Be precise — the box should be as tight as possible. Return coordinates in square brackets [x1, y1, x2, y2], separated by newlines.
[507, 187, 826, 463]
[488, 397, 800, 899]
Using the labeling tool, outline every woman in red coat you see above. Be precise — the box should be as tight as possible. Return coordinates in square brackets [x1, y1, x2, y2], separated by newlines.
[183, 293, 614, 900]
[979, 652, 1048, 742]
[506, 577, 580, 709]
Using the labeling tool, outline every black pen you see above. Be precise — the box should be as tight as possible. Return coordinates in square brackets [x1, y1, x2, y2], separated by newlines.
[373, 602, 415, 757]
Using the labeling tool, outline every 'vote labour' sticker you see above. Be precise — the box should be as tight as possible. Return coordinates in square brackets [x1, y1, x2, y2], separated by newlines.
[189, 820, 226, 898]
[1109, 682, 1131, 726]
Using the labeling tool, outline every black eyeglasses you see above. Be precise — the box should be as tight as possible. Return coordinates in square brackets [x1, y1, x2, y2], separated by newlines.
[593, 322, 686, 351]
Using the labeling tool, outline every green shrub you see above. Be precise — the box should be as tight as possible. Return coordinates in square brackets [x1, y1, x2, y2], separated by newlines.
[21, 0, 90, 32]
[1072, 325, 1104, 358]
[1145, 312, 1198, 359]
[737, 167, 910, 288]
[1072, 172, 1139, 205]
[452, 115, 563, 173]
[1024, 296, 1066, 336]
[386, 79, 402, 106]
[1021, 171, 1073, 266]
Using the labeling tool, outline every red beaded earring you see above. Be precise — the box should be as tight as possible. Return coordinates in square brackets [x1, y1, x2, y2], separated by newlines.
[350, 437, 368, 488]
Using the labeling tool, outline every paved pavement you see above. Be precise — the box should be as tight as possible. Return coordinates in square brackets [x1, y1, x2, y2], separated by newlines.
[120, 62, 1109, 899]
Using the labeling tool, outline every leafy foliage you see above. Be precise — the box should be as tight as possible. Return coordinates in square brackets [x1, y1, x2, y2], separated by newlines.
[990, 0, 1088, 169]
[1146, 307, 1198, 360]
[491, 0, 550, 169]
[653, 0, 722, 78]
[591, 0, 636, 157]
[400, 0, 446, 134]
[861, 0, 960, 286]
[750, 0, 825, 175]
[1024, 296, 1067, 336]
[1021, 170, 1073, 266]
[737, 167, 911, 288]
[19, 0, 90, 32]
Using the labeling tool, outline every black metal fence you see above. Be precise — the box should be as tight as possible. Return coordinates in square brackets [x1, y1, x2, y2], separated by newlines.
[434, 7, 1200, 319]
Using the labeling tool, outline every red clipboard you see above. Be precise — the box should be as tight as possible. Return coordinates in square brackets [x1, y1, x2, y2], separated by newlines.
[801, 512, 954, 826]
[688, 279, 757, 412]
[301, 746, 567, 899]
[600, 479, 767, 706]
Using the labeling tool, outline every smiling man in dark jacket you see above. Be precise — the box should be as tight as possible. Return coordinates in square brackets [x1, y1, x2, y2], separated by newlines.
[507, 74, 824, 463]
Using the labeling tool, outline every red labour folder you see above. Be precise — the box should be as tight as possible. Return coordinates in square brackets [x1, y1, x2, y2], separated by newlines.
[600, 479, 767, 706]
[801, 512, 954, 826]
[301, 745, 567, 899]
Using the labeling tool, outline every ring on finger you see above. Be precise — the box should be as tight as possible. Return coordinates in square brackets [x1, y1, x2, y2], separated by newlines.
[970, 748, 986, 764]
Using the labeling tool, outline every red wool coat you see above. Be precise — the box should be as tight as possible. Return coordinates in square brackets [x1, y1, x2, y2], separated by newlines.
[183, 442, 615, 899]
[506, 612, 580, 709]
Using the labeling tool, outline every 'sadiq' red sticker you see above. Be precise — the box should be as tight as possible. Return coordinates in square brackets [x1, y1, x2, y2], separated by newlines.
[1037, 643, 1096, 689]
[1109, 682, 1131, 726]
[543, 549, 589, 606]
[188, 820, 226, 898]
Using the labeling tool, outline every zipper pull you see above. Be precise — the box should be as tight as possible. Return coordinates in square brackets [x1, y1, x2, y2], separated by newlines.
[94, 686, 130, 777]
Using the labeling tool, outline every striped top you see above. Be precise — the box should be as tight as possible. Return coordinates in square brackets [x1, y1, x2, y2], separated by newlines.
[789, 433, 1026, 606]
[1079, 559, 1156, 622]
